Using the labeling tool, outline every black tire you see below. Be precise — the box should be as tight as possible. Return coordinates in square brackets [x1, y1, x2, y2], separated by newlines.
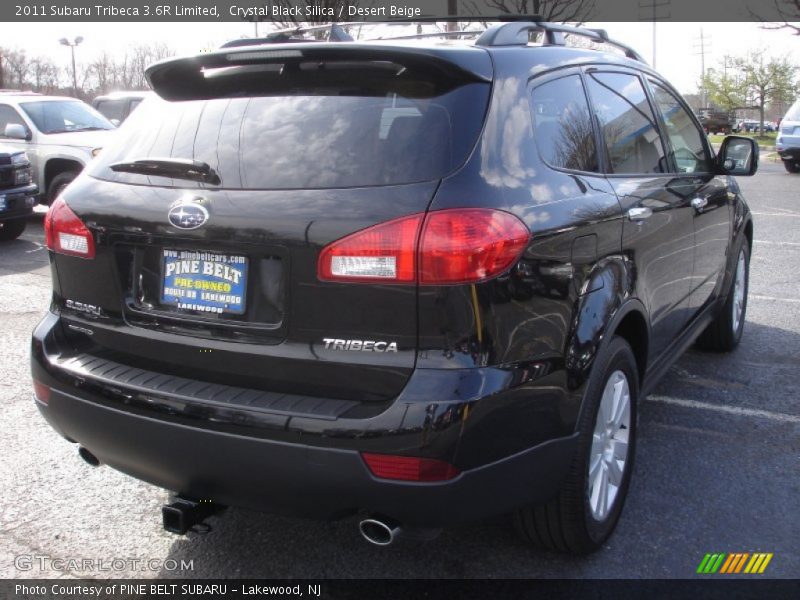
[48, 171, 79, 204]
[696, 242, 750, 352]
[514, 336, 638, 554]
[784, 161, 800, 174]
[0, 219, 26, 242]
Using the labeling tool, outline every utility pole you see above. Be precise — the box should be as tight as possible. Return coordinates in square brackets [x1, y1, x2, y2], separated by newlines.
[638, 0, 671, 69]
[446, 0, 458, 32]
[692, 29, 711, 107]
[59, 36, 83, 98]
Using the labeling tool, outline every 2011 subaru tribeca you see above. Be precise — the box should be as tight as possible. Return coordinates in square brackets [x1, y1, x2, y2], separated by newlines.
[31, 20, 757, 553]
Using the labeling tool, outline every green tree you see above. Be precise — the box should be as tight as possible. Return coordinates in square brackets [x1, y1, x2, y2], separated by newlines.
[703, 50, 798, 134]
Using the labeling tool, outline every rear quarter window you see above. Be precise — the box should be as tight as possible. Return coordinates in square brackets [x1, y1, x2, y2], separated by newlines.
[530, 74, 598, 173]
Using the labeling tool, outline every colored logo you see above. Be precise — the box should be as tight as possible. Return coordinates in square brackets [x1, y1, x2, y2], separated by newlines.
[696, 552, 773, 574]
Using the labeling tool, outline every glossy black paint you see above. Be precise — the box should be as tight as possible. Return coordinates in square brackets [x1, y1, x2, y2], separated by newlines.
[33, 43, 753, 527]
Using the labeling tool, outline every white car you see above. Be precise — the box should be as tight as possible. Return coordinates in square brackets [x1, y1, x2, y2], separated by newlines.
[0, 93, 115, 203]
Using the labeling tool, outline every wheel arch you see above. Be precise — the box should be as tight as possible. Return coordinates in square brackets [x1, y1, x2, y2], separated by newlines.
[44, 157, 83, 197]
[565, 254, 648, 389]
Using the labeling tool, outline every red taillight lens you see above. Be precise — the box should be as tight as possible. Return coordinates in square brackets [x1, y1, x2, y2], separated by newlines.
[33, 379, 51, 404]
[318, 214, 422, 283]
[361, 453, 461, 482]
[420, 209, 530, 284]
[318, 209, 528, 285]
[44, 197, 95, 259]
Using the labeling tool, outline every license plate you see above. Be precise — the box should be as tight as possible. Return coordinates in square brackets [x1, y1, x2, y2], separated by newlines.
[161, 249, 248, 315]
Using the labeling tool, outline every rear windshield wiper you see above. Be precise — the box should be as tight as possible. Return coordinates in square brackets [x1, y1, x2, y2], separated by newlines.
[109, 158, 221, 185]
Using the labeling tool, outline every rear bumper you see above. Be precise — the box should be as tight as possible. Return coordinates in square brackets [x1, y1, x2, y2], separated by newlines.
[32, 312, 579, 527]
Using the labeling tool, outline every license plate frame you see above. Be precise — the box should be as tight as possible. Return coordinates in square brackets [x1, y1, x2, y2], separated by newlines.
[161, 249, 248, 316]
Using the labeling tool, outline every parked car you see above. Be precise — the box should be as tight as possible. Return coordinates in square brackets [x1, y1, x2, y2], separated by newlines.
[31, 21, 756, 554]
[776, 100, 800, 173]
[0, 93, 115, 204]
[0, 147, 37, 241]
[735, 119, 775, 134]
[91, 91, 150, 126]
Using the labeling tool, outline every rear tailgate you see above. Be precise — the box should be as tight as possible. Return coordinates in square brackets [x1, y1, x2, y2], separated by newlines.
[50, 43, 493, 404]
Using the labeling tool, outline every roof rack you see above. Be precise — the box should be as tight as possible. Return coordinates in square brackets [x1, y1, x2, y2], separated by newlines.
[475, 21, 646, 63]
[218, 18, 646, 64]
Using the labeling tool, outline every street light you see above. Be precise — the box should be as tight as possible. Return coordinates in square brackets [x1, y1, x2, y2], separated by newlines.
[59, 36, 83, 97]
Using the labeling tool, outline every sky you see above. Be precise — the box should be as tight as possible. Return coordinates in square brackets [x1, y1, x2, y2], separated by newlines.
[1, 21, 798, 95]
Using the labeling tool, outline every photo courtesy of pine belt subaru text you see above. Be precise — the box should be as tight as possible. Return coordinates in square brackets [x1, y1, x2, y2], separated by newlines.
[31, 19, 756, 553]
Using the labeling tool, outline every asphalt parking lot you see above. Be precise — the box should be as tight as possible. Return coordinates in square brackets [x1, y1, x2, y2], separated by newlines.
[1, 161, 798, 579]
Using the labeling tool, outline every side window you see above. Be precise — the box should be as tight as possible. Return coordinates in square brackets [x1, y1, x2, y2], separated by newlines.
[0, 104, 26, 137]
[531, 75, 598, 172]
[585, 72, 665, 175]
[95, 100, 125, 122]
[649, 82, 713, 174]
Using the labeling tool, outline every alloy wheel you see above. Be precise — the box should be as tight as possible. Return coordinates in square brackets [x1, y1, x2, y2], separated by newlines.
[588, 370, 631, 521]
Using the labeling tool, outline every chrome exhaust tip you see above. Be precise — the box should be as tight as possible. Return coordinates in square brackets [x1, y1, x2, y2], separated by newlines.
[359, 517, 401, 546]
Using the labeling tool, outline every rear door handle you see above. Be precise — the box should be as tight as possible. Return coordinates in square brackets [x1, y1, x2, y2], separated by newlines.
[691, 197, 708, 211]
[627, 207, 652, 221]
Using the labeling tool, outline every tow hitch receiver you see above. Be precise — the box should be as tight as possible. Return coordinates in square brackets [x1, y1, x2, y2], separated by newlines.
[162, 497, 222, 534]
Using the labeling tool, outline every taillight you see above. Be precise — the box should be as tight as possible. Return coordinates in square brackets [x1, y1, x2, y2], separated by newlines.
[44, 197, 95, 259]
[361, 452, 461, 482]
[33, 379, 51, 405]
[318, 214, 422, 283]
[318, 209, 528, 285]
[419, 209, 529, 284]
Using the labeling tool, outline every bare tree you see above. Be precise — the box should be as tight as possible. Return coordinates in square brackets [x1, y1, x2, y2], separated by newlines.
[114, 42, 174, 91]
[88, 51, 116, 94]
[3, 49, 31, 89]
[29, 57, 60, 94]
[751, 0, 800, 35]
[0, 41, 174, 98]
[463, 0, 596, 24]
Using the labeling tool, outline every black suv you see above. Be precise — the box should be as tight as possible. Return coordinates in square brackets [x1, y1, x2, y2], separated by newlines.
[0, 146, 36, 241]
[31, 21, 756, 553]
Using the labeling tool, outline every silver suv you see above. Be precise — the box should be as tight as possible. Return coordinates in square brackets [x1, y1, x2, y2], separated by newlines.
[777, 100, 800, 173]
[0, 93, 116, 203]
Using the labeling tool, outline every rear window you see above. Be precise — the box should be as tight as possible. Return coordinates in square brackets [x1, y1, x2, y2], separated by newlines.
[89, 76, 489, 189]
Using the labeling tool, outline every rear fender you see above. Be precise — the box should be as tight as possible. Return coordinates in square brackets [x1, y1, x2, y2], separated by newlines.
[565, 254, 643, 390]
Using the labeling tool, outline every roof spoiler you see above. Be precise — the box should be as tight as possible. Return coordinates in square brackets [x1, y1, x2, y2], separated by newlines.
[146, 44, 493, 101]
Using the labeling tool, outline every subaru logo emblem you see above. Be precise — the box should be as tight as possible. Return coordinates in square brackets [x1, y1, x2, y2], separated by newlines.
[168, 201, 208, 230]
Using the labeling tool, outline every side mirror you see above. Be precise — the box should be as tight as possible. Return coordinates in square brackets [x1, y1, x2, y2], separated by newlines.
[717, 135, 758, 176]
[4, 123, 31, 141]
